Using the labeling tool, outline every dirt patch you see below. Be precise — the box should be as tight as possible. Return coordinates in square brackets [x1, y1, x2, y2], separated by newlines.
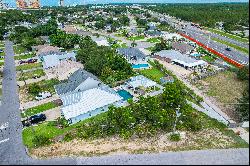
[29, 129, 235, 159]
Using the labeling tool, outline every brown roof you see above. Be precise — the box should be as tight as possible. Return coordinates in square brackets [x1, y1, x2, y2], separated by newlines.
[172, 42, 195, 54]
[37, 46, 61, 56]
[32, 44, 50, 51]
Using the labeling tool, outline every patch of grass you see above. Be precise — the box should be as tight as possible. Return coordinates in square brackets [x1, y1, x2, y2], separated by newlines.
[0, 62, 4, 66]
[22, 112, 108, 148]
[146, 38, 161, 43]
[128, 35, 145, 41]
[206, 28, 249, 43]
[18, 69, 45, 81]
[14, 53, 36, 60]
[16, 63, 42, 71]
[139, 67, 165, 83]
[21, 101, 58, 118]
[13, 45, 27, 54]
[20, 79, 60, 102]
[212, 37, 249, 55]
[201, 55, 216, 63]
[204, 70, 248, 104]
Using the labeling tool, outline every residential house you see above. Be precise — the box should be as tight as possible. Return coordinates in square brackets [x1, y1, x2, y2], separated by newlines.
[54, 69, 123, 124]
[117, 47, 148, 64]
[91, 36, 110, 46]
[171, 42, 195, 54]
[41, 52, 76, 69]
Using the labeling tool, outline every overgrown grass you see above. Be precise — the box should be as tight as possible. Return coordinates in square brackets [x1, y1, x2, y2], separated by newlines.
[14, 53, 36, 60]
[212, 37, 249, 55]
[16, 63, 42, 71]
[0, 62, 4, 66]
[206, 28, 249, 43]
[21, 101, 58, 118]
[18, 69, 45, 81]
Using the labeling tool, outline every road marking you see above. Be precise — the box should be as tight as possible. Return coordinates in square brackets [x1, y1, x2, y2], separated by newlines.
[0, 138, 9, 144]
[0, 122, 9, 130]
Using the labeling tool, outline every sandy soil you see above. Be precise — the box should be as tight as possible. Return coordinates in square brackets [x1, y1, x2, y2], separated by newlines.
[29, 129, 235, 159]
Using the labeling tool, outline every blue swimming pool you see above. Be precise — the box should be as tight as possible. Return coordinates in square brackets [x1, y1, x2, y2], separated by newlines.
[117, 90, 133, 100]
[191, 53, 201, 57]
[132, 64, 149, 69]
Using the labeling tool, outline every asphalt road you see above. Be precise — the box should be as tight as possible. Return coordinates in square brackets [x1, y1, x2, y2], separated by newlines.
[0, 42, 249, 165]
[149, 11, 249, 66]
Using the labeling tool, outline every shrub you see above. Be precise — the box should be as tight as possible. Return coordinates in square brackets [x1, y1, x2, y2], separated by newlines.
[169, 133, 181, 141]
[56, 117, 69, 128]
[28, 83, 41, 96]
[32, 135, 51, 147]
[63, 132, 75, 142]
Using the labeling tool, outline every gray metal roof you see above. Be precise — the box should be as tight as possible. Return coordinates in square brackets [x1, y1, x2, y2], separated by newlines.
[117, 47, 146, 59]
[145, 30, 163, 36]
[156, 50, 197, 64]
[55, 69, 100, 95]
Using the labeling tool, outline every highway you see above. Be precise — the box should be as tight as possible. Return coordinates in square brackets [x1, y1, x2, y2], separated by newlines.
[149, 10, 249, 66]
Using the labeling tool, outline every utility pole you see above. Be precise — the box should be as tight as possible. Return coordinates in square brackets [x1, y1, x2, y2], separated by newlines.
[173, 105, 181, 134]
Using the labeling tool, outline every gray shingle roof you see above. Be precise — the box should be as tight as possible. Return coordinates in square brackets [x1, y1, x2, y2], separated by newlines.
[117, 48, 146, 59]
[171, 42, 195, 54]
[54, 69, 100, 95]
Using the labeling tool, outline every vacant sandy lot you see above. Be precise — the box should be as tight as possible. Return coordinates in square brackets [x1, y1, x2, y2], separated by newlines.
[29, 129, 236, 159]
[194, 70, 248, 121]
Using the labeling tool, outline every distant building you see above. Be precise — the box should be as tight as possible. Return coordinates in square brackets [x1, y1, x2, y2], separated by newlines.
[171, 42, 195, 54]
[16, 0, 40, 9]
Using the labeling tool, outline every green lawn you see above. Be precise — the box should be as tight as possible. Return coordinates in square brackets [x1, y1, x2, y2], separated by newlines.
[206, 28, 249, 43]
[201, 55, 216, 63]
[13, 45, 27, 54]
[14, 53, 36, 60]
[0, 62, 4, 66]
[16, 63, 42, 71]
[21, 101, 58, 118]
[212, 37, 249, 55]
[111, 43, 128, 49]
[139, 67, 165, 83]
[146, 38, 161, 43]
[18, 69, 45, 81]
[22, 112, 107, 148]
[0, 51, 4, 56]
[128, 35, 145, 41]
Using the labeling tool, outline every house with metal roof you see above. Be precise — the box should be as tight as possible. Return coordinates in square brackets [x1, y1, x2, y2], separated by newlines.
[54, 68, 100, 95]
[155, 50, 207, 69]
[90, 36, 110, 46]
[61, 87, 122, 124]
[144, 30, 163, 37]
[54, 69, 123, 124]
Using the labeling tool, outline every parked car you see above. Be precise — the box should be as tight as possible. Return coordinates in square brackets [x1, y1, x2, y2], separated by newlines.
[35, 91, 52, 100]
[19, 60, 27, 65]
[29, 114, 46, 124]
[27, 59, 37, 63]
[0, 49, 3, 53]
[225, 47, 231, 51]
